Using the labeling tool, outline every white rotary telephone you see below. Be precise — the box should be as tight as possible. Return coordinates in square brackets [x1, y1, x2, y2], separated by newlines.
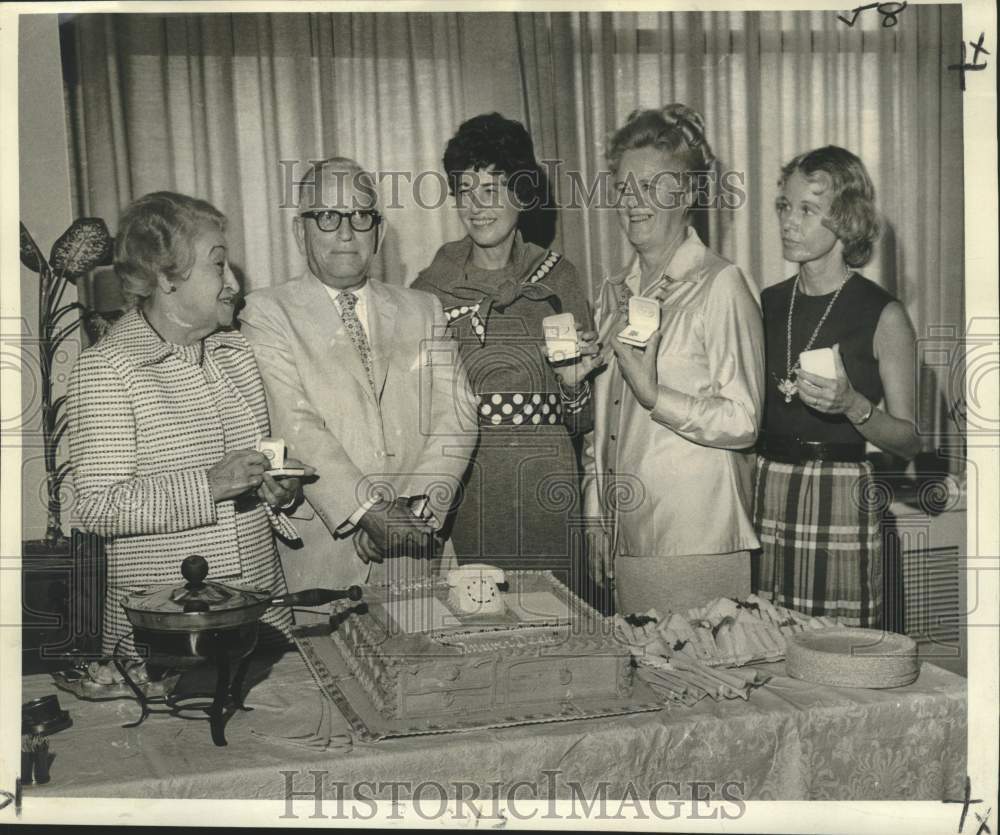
[446, 564, 507, 616]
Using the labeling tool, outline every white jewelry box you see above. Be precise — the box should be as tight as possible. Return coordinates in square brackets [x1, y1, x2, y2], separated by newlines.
[255, 436, 305, 478]
[617, 296, 661, 348]
[542, 312, 580, 362]
[798, 347, 837, 378]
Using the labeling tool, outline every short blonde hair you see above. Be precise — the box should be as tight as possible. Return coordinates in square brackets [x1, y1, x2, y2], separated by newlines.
[779, 146, 880, 268]
[114, 191, 226, 309]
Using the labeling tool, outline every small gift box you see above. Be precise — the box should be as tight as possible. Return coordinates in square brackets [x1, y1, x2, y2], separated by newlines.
[255, 436, 304, 477]
[617, 296, 661, 349]
[542, 313, 580, 362]
[798, 347, 837, 378]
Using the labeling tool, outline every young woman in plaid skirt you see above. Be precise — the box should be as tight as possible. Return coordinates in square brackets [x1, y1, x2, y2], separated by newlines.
[753, 147, 921, 627]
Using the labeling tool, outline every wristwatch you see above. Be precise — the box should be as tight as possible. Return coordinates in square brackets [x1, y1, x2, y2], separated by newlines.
[850, 398, 875, 426]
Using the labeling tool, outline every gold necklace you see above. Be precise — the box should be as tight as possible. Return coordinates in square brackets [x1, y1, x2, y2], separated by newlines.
[777, 269, 851, 403]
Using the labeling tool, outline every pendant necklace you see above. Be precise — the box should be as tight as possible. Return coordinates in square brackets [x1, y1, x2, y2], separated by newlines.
[778, 269, 851, 403]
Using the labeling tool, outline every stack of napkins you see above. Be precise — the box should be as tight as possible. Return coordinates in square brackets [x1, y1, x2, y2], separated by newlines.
[614, 595, 843, 703]
[633, 653, 771, 705]
[614, 611, 767, 703]
[616, 595, 840, 671]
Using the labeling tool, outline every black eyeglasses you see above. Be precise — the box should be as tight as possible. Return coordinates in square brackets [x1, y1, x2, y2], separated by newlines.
[300, 209, 382, 233]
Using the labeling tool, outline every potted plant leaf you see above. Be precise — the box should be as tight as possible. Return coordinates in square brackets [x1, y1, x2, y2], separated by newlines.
[20, 217, 116, 670]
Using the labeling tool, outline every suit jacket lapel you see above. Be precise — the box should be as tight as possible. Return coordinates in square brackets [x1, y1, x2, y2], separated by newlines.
[301, 272, 375, 403]
[366, 278, 397, 401]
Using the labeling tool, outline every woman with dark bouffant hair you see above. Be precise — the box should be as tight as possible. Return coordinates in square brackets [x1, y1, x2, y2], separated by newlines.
[582, 104, 765, 617]
[412, 112, 600, 576]
[753, 145, 920, 627]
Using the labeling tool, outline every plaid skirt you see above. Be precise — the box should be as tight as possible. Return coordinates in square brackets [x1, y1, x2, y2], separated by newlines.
[752, 457, 882, 627]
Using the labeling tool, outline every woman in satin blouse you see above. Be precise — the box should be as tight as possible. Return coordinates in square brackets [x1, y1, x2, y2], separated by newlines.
[582, 104, 766, 616]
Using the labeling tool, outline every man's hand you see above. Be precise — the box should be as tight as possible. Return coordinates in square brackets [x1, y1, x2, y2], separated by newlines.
[354, 528, 383, 564]
[358, 496, 435, 557]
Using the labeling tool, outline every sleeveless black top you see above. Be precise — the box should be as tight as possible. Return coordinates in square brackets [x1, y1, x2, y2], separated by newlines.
[761, 273, 894, 444]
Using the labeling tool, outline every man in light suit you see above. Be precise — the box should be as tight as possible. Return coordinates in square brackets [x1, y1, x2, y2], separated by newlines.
[240, 157, 477, 615]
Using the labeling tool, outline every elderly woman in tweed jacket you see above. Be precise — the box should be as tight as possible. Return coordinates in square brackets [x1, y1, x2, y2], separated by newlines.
[68, 192, 312, 656]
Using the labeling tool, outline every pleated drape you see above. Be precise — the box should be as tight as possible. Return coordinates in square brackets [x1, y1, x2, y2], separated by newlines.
[66, 12, 494, 292]
[508, 9, 964, 442]
[64, 10, 963, 374]
[512, 10, 963, 325]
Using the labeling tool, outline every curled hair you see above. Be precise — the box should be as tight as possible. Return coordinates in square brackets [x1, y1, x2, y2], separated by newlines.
[606, 103, 716, 175]
[114, 191, 226, 309]
[779, 146, 881, 267]
[443, 112, 544, 209]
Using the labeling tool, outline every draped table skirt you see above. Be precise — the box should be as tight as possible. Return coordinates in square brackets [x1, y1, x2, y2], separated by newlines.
[21, 648, 966, 802]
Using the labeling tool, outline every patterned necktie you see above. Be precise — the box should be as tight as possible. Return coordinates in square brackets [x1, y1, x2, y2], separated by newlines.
[339, 291, 376, 394]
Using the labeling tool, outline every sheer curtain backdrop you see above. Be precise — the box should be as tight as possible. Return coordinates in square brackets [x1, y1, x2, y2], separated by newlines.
[63, 12, 517, 292]
[62, 9, 964, 438]
[514, 9, 964, 338]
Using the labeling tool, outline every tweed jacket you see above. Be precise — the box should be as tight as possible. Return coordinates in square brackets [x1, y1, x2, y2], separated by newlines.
[67, 310, 285, 590]
[239, 271, 478, 593]
[582, 227, 765, 559]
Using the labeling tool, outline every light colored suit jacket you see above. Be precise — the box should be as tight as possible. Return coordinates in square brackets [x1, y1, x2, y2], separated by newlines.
[582, 227, 764, 559]
[240, 271, 477, 596]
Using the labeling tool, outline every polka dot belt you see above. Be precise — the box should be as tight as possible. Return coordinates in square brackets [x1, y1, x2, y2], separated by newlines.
[477, 392, 564, 426]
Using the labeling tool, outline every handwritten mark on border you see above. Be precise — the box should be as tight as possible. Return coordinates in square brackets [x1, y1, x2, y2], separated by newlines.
[838, 2, 907, 28]
[974, 809, 993, 835]
[0, 783, 21, 816]
[948, 33, 991, 91]
[944, 776, 986, 833]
